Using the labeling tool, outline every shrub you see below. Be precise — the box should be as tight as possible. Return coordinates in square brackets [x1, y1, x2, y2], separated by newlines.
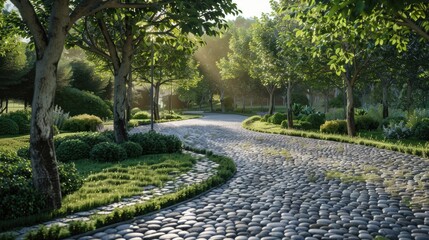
[130, 107, 141, 116]
[268, 112, 287, 125]
[128, 120, 139, 128]
[132, 111, 150, 119]
[412, 118, 429, 140]
[383, 121, 412, 139]
[58, 162, 83, 196]
[261, 114, 271, 122]
[381, 116, 407, 128]
[0, 117, 19, 135]
[0, 151, 45, 219]
[320, 120, 347, 134]
[56, 139, 91, 162]
[17, 147, 30, 159]
[52, 105, 70, 130]
[355, 115, 379, 131]
[304, 113, 326, 129]
[407, 108, 429, 129]
[129, 131, 182, 155]
[53, 125, 60, 135]
[62, 114, 103, 132]
[292, 103, 304, 116]
[243, 116, 261, 126]
[297, 121, 312, 130]
[99, 130, 116, 142]
[120, 141, 142, 158]
[355, 108, 367, 116]
[161, 113, 182, 120]
[301, 105, 315, 115]
[56, 87, 112, 119]
[3, 110, 31, 134]
[55, 132, 112, 149]
[281, 120, 288, 128]
[0, 152, 82, 220]
[90, 142, 127, 162]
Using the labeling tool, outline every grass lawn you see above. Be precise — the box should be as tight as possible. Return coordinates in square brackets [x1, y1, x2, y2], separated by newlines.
[0, 135, 30, 152]
[243, 118, 429, 158]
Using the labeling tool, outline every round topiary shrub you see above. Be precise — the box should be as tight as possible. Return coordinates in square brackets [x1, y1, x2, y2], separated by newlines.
[56, 139, 91, 162]
[90, 142, 127, 162]
[261, 114, 271, 122]
[55, 132, 111, 149]
[62, 114, 103, 132]
[304, 113, 326, 129]
[269, 112, 287, 125]
[129, 131, 182, 155]
[320, 120, 347, 134]
[355, 115, 379, 131]
[131, 107, 142, 116]
[6, 114, 30, 134]
[120, 141, 143, 158]
[56, 87, 112, 119]
[132, 111, 151, 119]
[0, 117, 19, 135]
[412, 118, 429, 140]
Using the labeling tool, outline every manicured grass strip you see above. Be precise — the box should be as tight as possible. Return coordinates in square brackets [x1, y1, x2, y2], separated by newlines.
[22, 150, 236, 240]
[0, 154, 195, 233]
[0, 135, 29, 152]
[242, 116, 429, 158]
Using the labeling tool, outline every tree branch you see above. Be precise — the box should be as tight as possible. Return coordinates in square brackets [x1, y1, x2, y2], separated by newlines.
[97, 16, 120, 71]
[397, 15, 429, 42]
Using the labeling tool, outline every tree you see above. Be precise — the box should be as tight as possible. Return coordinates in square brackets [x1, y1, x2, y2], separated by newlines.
[10, 0, 238, 211]
[70, 60, 108, 97]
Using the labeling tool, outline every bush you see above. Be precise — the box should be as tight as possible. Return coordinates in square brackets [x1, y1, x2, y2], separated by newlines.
[355, 115, 379, 131]
[292, 103, 304, 116]
[58, 162, 83, 196]
[129, 131, 182, 155]
[3, 110, 31, 134]
[320, 120, 347, 134]
[130, 107, 141, 116]
[132, 111, 150, 119]
[301, 105, 315, 115]
[55, 132, 112, 149]
[99, 130, 116, 142]
[383, 121, 412, 139]
[0, 151, 45, 219]
[56, 139, 91, 162]
[355, 108, 367, 116]
[120, 141, 142, 158]
[90, 142, 127, 162]
[297, 121, 312, 130]
[412, 118, 429, 140]
[128, 120, 139, 128]
[56, 87, 112, 119]
[261, 114, 271, 122]
[17, 147, 30, 159]
[0, 117, 19, 135]
[268, 112, 287, 125]
[281, 119, 288, 128]
[381, 116, 407, 128]
[161, 113, 182, 120]
[52, 105, 70, 130]
[304, 113, 326, 129]
[62, 114, 103, 132]
[243, 116, 261, 126]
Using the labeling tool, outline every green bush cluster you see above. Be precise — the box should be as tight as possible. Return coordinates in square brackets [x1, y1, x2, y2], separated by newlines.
[56, 87, 112, 119]
[56, 139, 91, 162]
[268, 112, 287, 125]
[242, 115, 261, 126]
[261, 114, 271, 122]
[129, 131, 182, 155]
[0, 151, 82, 220]
[130, 107, 141, 116]
[90, 142, 127, 162]
[303, 113, 326, 129]
[132, 111, 150, 119]
[0, 117, 19, 135]
[55, 132, 111, 149]
[284, 120, 312, 130]
[62, 114, 103, 132]
[355, 115, 379, 131]
[120, 141, 142, 158]
[127, 120, 139, 128]
[381, 116, 407, 128]
[412, 118, 429, 140]
[320, 120, 347, 134]
[162, 113, 182, 120]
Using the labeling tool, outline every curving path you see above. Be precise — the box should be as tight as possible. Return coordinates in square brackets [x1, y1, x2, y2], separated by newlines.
[76, 114, 429, 240]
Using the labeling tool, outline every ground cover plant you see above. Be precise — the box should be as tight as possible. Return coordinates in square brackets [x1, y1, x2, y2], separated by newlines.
[1, 149, 236, 240]
[243, 116, 429, 158]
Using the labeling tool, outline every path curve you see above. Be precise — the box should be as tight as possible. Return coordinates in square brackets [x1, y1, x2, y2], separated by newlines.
[77, 113, 429, 240]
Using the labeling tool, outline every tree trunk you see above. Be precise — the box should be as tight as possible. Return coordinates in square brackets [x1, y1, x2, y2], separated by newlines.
[30, 47, 65, 211]
[286, 81, 293, 128]
[345, 75, 356, 137]
[209, 91, 214, 112]
[154, 83, 161, 120]
[382, 78, 389, 119]
[220, 89, 225, 113]
[268, 90, 275, 115]
[126, 69, 133, 122]
[342, 86, 347, 119]
[113, 66, 129, 143]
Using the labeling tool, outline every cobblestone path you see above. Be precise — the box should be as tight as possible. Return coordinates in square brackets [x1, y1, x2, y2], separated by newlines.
[76, 114, 429, 240]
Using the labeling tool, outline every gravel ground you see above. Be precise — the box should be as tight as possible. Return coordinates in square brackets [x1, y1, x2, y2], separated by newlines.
[74, 113, 429, 240]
